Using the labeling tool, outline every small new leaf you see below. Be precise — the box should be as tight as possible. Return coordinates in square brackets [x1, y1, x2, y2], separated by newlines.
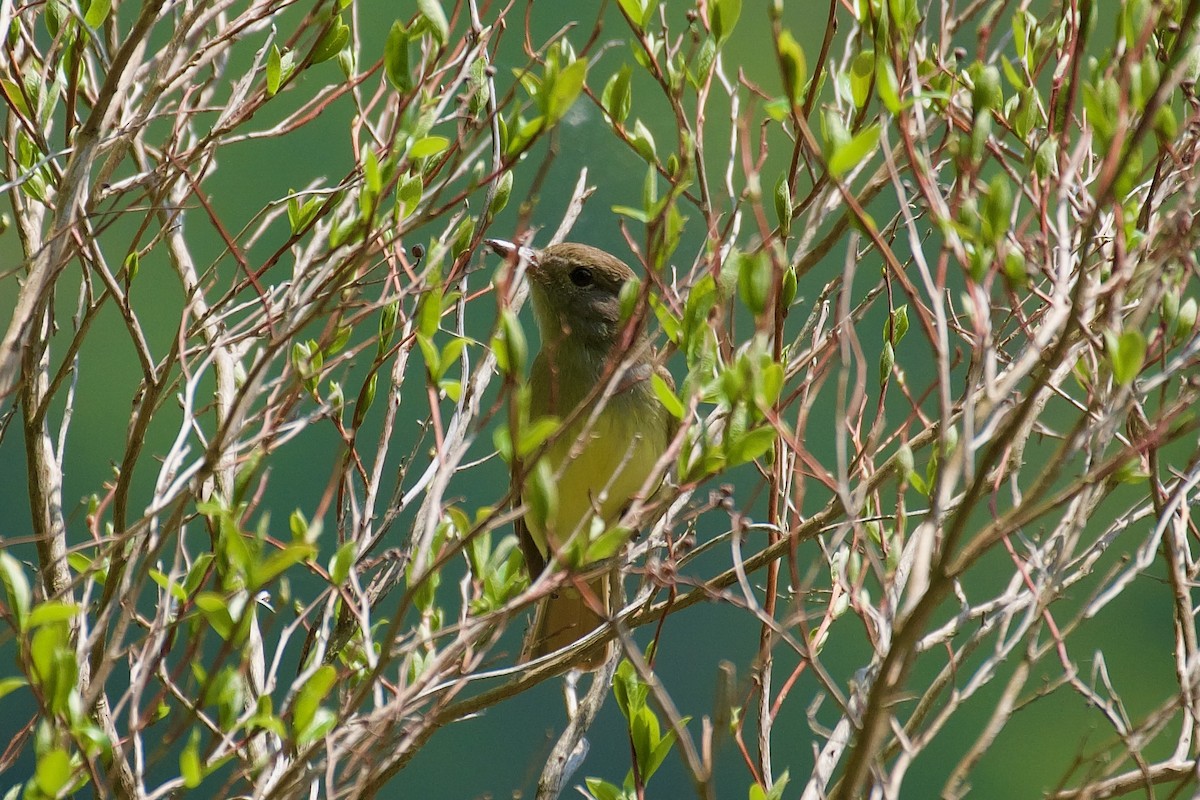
[651, 372, 684, 420]
[827, 123, 880, 177]
[777, 30, 807, 106]
[602, 65, 633, 125]
[385, 22, 412, 92]
[546, 58, 587, 123]
[1105, 329, 1146, 387]
[311, 19, 349, 64]
[709, 0, 741, 44]
[267, 44, 283, 96]
[774, 175, 791, 235]
[410, 136, 449, 159]
[418, 0, 450, 45]
[84, 0, 111, 28]
[850, 51, 874, 109]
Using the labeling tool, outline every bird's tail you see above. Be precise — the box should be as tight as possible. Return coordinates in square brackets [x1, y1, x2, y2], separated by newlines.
[524, 573, 611, 670]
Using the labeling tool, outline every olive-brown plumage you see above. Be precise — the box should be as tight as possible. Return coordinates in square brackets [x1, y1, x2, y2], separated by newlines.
[487, 239, 674, 669]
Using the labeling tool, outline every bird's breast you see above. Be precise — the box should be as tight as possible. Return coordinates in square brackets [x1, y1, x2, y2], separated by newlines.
[522, 393, 667, 558]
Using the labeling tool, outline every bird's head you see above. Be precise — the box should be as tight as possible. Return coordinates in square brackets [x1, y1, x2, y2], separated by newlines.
[486, 240, 638, 351]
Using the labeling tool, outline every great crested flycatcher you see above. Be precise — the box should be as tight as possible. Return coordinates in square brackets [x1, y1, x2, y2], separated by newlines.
[486, 239, 675, 669]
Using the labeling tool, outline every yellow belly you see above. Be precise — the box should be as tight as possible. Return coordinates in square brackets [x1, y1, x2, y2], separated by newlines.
[523, 406, 664, 560]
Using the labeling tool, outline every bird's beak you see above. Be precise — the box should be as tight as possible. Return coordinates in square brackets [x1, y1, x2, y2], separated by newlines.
[485, 238, 539, 269]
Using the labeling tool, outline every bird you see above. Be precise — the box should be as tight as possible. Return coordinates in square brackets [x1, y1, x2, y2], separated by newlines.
[485, 239, 676, 669]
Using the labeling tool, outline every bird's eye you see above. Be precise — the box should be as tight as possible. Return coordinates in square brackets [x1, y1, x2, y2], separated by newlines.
[569, 267, 594, 287]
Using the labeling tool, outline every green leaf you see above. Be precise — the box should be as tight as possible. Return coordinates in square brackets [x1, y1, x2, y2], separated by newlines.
[29, 622, 63, 686]
[763, 98, 792, 122]
[884, 304, 908, 343]
[1175, 297, 1197, 341]
[546, 58, 587, 123]
[1003, 250, 1028, 287]
[378, 300, 399, 355]
[727, 425, 776, 466]
[311, 19, 349, 64]
[410, 135, 449, 159]
[195, 592, 235, 640]
[467, 56, 490, 116]
[612, 205, 651, 224]
[83, 0, 111, 28]
[755, 360, 785, 409]
[631, 705, 661, 775]
[297, 707, 336, 747]
[1, 80, 30, 121]
[618, 276, 642, 324]
[827, 123, 880, 177]
[613, 658, 649, 720]
[617, 0, 653, 30]
[585, 777, 626, 800]
[651, 372, 684, 419]
[493, 424, 513, 464]
[737, 250, 770, 318]
[584, 524, 633, 563]
[183, 553, 213, 595]
[777, 30, 807, 106]
[643, 717, 685, 781]
[982, 172, 1012, 244]
[709, 0, 741, 44]
[629, 119, 657, 162]
[35, 747, 71, 795]
[254, 543, 316, 588]
[766, 770, 791, 800]
[650, 295, 681, 342]
[602, 65, 633, 125]
[1105, 329, 1146, 387]
[287, 191, 322, 234]
[418, 289, 442, 340]
[0, 676, 27, 701]
[363, 149, 382, 193]
[488, 170, 513, 218]
[505, 114, 546, 158]
[330, 541, 356, 586]
[438, 336, 467, 380]
[149, 568, 187, 599]
[0, 551, 31, 631]
[418, 0, 450, 45]
[327, 325, 352, 356]
[690, 37, 717, 89]
[44, 1, 66, 37]
[267, 44, 283, 96]
[642, 162, 659, 211]
[880, 341, 894, 386]
[122, 251, 140, 284]
[491, 310, 527, 375]
[970, 63, 1002, 114]
[877, 56, 900, 114]
[1113, 457, 1150, 485]
[397, 173, 423, 219]
[385, 22, 412, 92]
[292, 665, 337, 737]
[28, 601, 80, 628]
[850, 51, 873, 109]
[780, 267, 797, 308]
[418, 333, 441, 380]
[517, 416, 561, 457]
[180, 731, 203, 787]
[524, 461, 558, 534]
[773, 175, 792, 235]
